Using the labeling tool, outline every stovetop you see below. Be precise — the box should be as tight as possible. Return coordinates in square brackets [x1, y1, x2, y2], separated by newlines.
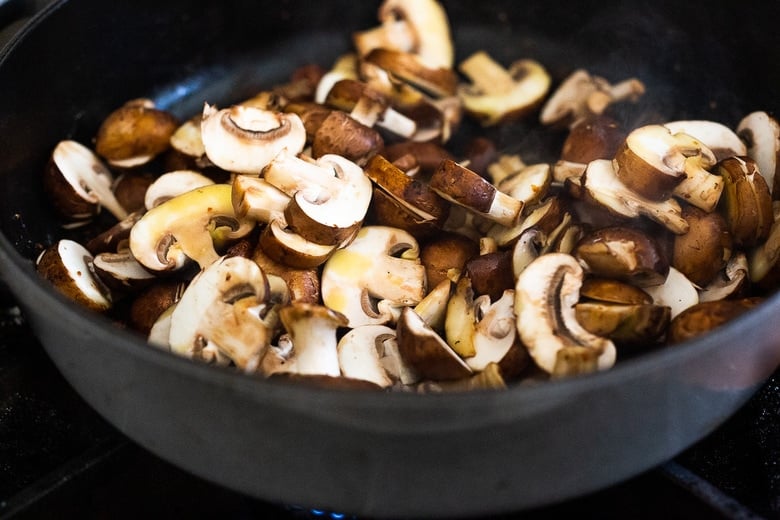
[0, 283, 778, 520]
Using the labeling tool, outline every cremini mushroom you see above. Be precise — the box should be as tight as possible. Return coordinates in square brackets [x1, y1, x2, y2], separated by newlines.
[320, 225, 426, 327]
[419, 231, 480, 288]
[200, 103, 306, 174]
[353, 0, 454, 70]
[92, 248, 156, 292]
[44, 140, 129, 223]
[716, 156, 773, 247]
[263, 151, 372, 245]
[258, 219, 338, 269]
[337, 325, 398, 388]
[737, 111, 780, 196]
[323, 79, 417, 138]
[496, 163, 552, 208]
[539, 69, 645, 128]
[129, 183, 256, 272]
[144, 170, 215, 210]
[643, 267, 699, 319]
[36, 239, 113, 312]
[276, 303, 349, 377]
[94, 99, 179, 168]
[168, 255, 271, 371]
[430, 159, 523, 227]
[667, 297, 762, 344]
[231, 175, 291, 223]
[561, 115, 625, 164]
[251, 242, 320, 304]
[663, 120, 747, 161]
[396, 306, 473, 381]
[514, 253, 616, 377]
[572, 158, 689, 234]
[457, 51, 551, 127]
[698, 252, 749, 302]
[672, 204, 732, 287]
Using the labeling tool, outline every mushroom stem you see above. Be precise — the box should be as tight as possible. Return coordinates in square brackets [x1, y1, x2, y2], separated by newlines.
[459, 51, 515, 95]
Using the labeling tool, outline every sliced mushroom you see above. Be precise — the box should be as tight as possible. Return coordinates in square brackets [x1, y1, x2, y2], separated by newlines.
[444, 277, 479, 358]
[580, 277, 652, 305]
[573, 226, 670, 287]
[315, 53, 360, 104]
[44, 140, 129, 222]
[430, 159, 523, 227]
[311, 109, 384, 166]
[663, 120, 747, 162]
[561, 115, 625, 164]
[324, 79, 417, 138]
[264, 151, 372, 245]
[539, 69, 645, 128]
[231, 175, 291, 223]
[200, 104, 307, 174]
[337, 325, 397, 388]
[464, 250, 514, 301]
[129, 281, 186, 336]
[643, 266, 699, 319]
[363, 48, 458, 99]
[320, 226, 426, 327]
[458, 52, 550, 127]
[496, 163, 552, 208]
[737, 111, 780, 196]
[251, 242, 320, 304]
[129, 183, 256, 272]
[353, 0, 454, 69]
[514, 253, 616, 376]
[463, 289, 523, 374]
[36, 239, 112, 312]
[716, 156, 773, 247]
[413, 278, 453, 331]
[419, 231, 480, 288]
[574, 159, 689, 234]
[575, 301, 671, 346]
[667, 297, 762, 344]
[92, 248, 156, 292]
[258, 219, 338, 269]
[396, 306, 473, 381]
[85, 210, 143, 255]
[614, 124, 718, 202]
[672, 204, 732, 287]
[277, 303, 349, 377]
[94, 100, 179, 168]
[144, 170, 215, 210]
[698, 252, 749, 302]
[168, 255, 271, 371]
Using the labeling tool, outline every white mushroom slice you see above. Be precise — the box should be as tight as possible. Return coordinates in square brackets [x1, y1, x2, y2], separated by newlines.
[259, 219, 338, 269]
[444, 277, 479, 358]
[458, 52, 551, 127]
[552, 159, 588, 184]
[170, 117, 206, 159]
[147, 304, 176, 350]
[278, 303, 349, 377]
[168, 255, 271, 371]
[698, 252, 749, 302]
[44, 140, 128, 221]
[200, 104, 306, 174]
[643, 267, 699, 319]
[129, 183, 256, 272]
[413, 278, 452, 331]
[144, 170, 215, 210]
[321, 226, 426, 327]
[337, 325, 397, 388]
[487, 153, 527, 185]
[663, 120, 747, 161]
[540, 69, 645, 128]
[36, 239, 112, 312]
[232, 175, 291, 223]
[514, 253, 616, 376]
[737, 111, 780, 195]
[92, 249, 156, 290]
[577, 159, 689, 234]
[614, 124, 718, 202]
[353, 0, 454, 69]
[465, 290, 519, 373]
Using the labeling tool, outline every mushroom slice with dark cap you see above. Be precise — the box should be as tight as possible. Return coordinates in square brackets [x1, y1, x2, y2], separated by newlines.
[44, 140, 129, 223]
[737, 111, 780, 197]
[716, 156, 773, 248]
[200, 103, 306, 174]
[514, 253, 616, 377]
[277, 303, 349, 377]
[168, 255, 272, 371]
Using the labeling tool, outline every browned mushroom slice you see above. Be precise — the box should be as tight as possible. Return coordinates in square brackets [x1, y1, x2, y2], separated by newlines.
[464, 250, 514, 301]
[514, 253, 616, 376]
[396, 307, 473, 381]
[353, 0, 454, 70]
[737, 111, 780, 197]
[496, 163, 552, 208]
[85, 210, 143, 255]
[413, 278, 453, 331]
[419, 231, 480, 288]
[574, 226, 670, 287]
[667, 297, 763, 344]
[324, 79, 417, 138]
[129, 281, 186, 336]
[92, 249, 156, 292]
[364, 48, 458, 98]
[580, 278, 652, 305]
[698, 252, 749, 302]
[457, 51, 551, 127]
[259, 220, 338, 269]
[672, 204, 732, 287]
[44, 140, 129, 222]
[575, 301, 671, 346]
[251, 245, 320, 304]
[716, 156, 773, 247]
[365, 154, 450, 230]
[200, 104, 307, 174]
[94, 99, 179, 168]
[574, 159, 689, 234]
[561, 115, 626, 164]
[430, 159, 522, 227]
[539, 69, 645, 128]
[311, 109, 384, 166]
[36, 239, 113, 313]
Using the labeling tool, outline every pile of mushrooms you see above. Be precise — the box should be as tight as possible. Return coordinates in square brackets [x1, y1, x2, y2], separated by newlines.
[36, 0, 780, 392]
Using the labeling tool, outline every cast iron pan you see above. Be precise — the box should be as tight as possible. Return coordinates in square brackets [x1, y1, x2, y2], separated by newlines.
[0, 1, 779, 518]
